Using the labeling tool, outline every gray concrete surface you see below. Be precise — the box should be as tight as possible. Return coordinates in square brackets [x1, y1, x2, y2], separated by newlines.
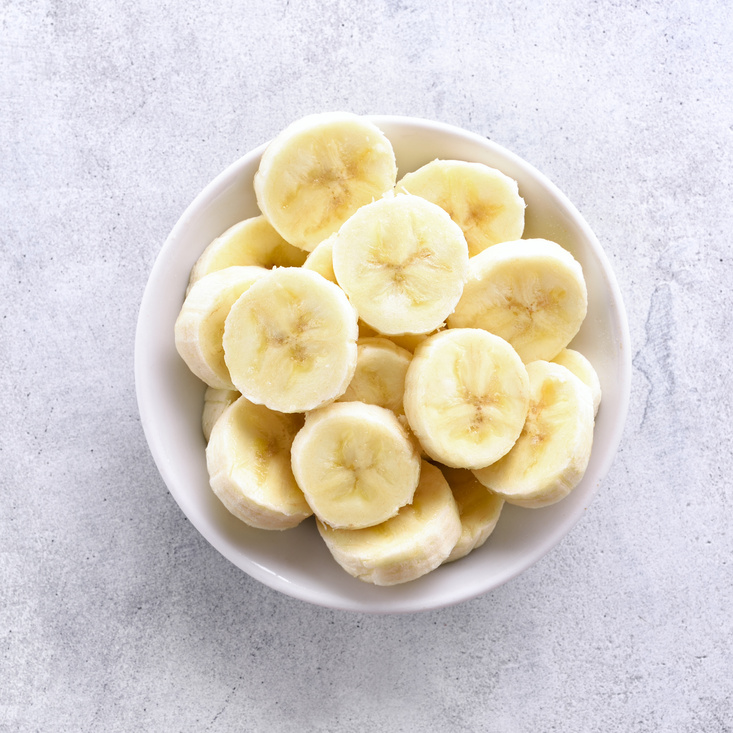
[2, 0, 732, 730]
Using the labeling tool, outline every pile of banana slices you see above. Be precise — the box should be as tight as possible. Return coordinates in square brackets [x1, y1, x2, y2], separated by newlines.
[174, 113, 602, 586]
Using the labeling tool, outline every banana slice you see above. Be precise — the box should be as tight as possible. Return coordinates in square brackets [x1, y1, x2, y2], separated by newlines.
[223, 267, 358, 413]
[447, 238, 588, 363]
[188, 215, 307, 289]
[202, 387, 240, 442]
[472, 361, 594, 508]
[301, 233, 338, 284]
[206, 396, 311, 529]
[403, 328, 530, 470]
[290, 402, 420, 529]
[316, 460, 461, 585]
[337, 337, 412, 415]
[439, 466, 504, 563]
[175, 265, 269, 389]
[254, 112, 397, 251]
[552, 347, 602, 416]
[332, 193, 469, 335]
[396, 159, 525, 256]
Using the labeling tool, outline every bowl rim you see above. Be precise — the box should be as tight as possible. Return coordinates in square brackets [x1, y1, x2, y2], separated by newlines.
[135, 114, 632, 613]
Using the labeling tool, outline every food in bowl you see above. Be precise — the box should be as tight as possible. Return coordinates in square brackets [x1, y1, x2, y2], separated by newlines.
[172, 112, 603, 587]
[136, 113, 630, 612]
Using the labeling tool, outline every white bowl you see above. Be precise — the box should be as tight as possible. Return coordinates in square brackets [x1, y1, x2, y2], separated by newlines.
[135, 116, 631, 613]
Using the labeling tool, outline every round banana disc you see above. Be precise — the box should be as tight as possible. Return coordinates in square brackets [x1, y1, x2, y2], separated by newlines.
[447, 238, 588, 362]
[332, 193, 469, 335]
[552, 347, 602, 415]
[290, 402, 421, 530]
[439, 466, 504, 563]
[397, 159, 525, 257]
[254, 112, 397, 251]
[206, 396, 311, 530]
[202, 386, 240, 443]
[223, 268, 358, 413]
[188, 215, 307, 289]
[472, 360, 595, 508]
[336, 337, 412, 415]
[403, 328, 530, 470]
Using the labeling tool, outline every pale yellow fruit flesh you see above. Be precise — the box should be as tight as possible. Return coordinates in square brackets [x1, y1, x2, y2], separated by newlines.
[403, 329, 530, 469]
[472, 361, 594, 508]
[317, 461, 461, 585]
[439, 466, 504, 563]
[188, 215, 307, 288]
[174, 266, 268, 390]
[223, 268, 358, 413]
[254, 113, 397, 251]
[448, 239, 587, 363]
[397, 159, 525, 257]
[552, 347, 602, 416]
[206, 396, 311, 529]
[290, 402, 420, 529]
[332, 194, 469, 335]
[337, 337, 412, 415]
[202, 387, 240, 442]
[302, 233, 338, 284]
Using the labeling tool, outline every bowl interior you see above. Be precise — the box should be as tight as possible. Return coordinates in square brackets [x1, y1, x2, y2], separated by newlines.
[135, 116, 631, 613]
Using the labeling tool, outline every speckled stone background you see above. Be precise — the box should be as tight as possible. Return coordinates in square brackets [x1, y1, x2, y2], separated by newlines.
[2, 1, 732, 730]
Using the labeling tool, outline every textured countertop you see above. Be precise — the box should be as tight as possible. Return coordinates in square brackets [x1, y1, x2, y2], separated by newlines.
[2, 1, 731, 730]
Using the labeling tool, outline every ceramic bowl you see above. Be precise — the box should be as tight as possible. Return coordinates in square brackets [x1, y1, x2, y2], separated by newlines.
[135, 116, 631, 613]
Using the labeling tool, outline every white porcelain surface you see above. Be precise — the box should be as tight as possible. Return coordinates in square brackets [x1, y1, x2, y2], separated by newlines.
[135, 116, 631, 613]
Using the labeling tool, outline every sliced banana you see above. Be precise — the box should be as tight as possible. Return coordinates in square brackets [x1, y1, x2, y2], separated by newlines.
[332, 193, 469, 335]
[254, 112, 397, 251]
[396, 159, 525, 257]
[206, 396, 311, 529]
[202, 387, 240, 442]
[301, 233, 338, 284]
[188, 215, 307, 289]
[290, 402, 420, 529]
[317, 460, 461, 585]
[403, 328, 530, 470]
[175, 265, 268, 389]
[337, 337, 412, 415]
[472, 361, 594, 508]
[439, 466, 504, 563]
[552, 347, 602, 415]
[223, 267, 358, 413]
[447, 238, 588, 363]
